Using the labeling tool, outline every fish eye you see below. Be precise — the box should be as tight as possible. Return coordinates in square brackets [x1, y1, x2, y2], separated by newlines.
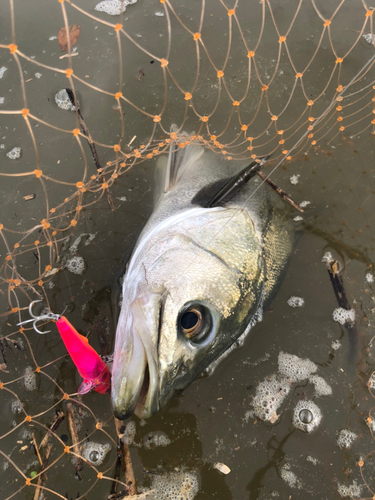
[178, 304, 212, 344]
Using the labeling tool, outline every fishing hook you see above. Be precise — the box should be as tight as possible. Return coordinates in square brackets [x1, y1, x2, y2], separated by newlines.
[17, 300, 61, 334]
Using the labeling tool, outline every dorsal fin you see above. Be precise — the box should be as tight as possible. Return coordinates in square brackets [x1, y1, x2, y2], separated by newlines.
[204, 156, 270, 208]
[155, 126, 204, 203]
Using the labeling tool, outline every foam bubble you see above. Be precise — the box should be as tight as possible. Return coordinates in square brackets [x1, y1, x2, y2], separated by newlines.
[279, 463, 302, 489]
[143, 431, 171, 450]
[337, 480, 362, 498]
[64, 256, 86, 275]
[309, 375, 332, 396]
[368, 372, 375, 389]
[69, 233, 97, 253]
[6, 147, 21, 160]
[333, 307, 355, 325]
[336, 429, 357, 449]
[0, 67, 7, 79]
[322, 251, 333, 263]
[278, 352, 317, 382]
[95, 0, 137, 15]
[149, 470, 199, 500]
[55, 88, 79, 111]
[331, 340, 341, 350]
[11, 399, 23, 414]
[23, 366, 37, 391]
[366, 272, 374, 283]
[290, 174, 300, 185]
[35, 73, 42, 79]
[293, 216, 303, 222]
[287, 296, 304, 308]
[363, 33, 375, 44]
[251, 374, 290, 422]
[292, 400, 322, 432]
[299, 200, 310, 208]
[0, 97, 4, 104]
[82, 441, 111, 466]
[121, 421, 136, 446]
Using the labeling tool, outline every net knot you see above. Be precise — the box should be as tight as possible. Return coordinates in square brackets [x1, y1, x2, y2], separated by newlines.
[34, 169, 43, 178]
[247, 51, 255, 58]
[217, 70, 224, 78]
[21, 108, 29, 117]
[295, 72, 303, 78]
[41, 219, 50, 229]
[271, 115, 278, 121]
[193, 33, 201, 41]
[63, 393, 69, 400]
[160, 58, 168, 67]
[115, 92, 122, 99]
[25, 415, 32, 422]
[64, 446, 70, 453]
[97, 472, 103, 479]
[323, 19, 331, 26]
[185, 92, 192, 100]
[65, 68, 73, 78]
[241, 125, 248, 131]
[339, 126, 345, 131]
[366, 9, 374, 16]
[228, 9, 235, 16]
[358, 460, 364, 467]
[335, 58, 343, 64]
[73, 128, 80, 137]
[336, 106, 342, 111]
[114, 24, 123, 31]
[307, 100, 314, 106]
[8, 43, 17, 54]
[201, 116, 209, 122]
[278, 36, 286, 43]
[261, 84, 268, 91]
[96, 422, 102, 429]
[25, 478, 31, 486]
[153, 115, 161, 122]
[233, 101, 240, 106]
[113, 144, 121, 152]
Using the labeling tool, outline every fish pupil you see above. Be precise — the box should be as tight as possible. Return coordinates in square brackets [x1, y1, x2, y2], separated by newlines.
[181, 311, 199, 330]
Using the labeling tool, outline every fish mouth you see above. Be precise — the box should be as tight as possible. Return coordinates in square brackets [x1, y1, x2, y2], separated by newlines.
[111, 300, 159, 420]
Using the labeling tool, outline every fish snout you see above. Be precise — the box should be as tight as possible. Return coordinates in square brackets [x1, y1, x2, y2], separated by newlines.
[111, 328, 159, 420]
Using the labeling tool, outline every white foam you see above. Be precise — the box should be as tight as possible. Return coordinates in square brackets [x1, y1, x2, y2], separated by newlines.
[11, 399, 23, 414]
[0, 97, 4, 104]
[279, 463, 302, 489]
[143, 431, 171, 450]
[121, 421, 136, 445]
[336, 429, 357, 449]
[278, 352, 317, 382]
[368, 372, 375, 389]
[82, 441, 111, 466]
[322, 251, 333, 263]
[95, 0, 137, 15]
[309, 375, 332, 396]
[6, 147, 21, 160]
[23, 366, 36, 391]
[251, 373, 290, 422]
[149, 470, 199, 500]
[331, 340, 341, 350]
[292, 400, 322, 432]
[55, 88, 79, 111]
[293, 216, 303, 222]
[363, 33, 375, 44]
[333, 307, 355, 325]
[0, 67, 7, 79]
[69, 232, 97, 253]
[337, 480, 362, 498]
[287, 296, 304, 308]
[299, 200, 310, 208]
[366, 272, 374, 283]
[289, 174, 300, 185]
[64, 256, 86, 275]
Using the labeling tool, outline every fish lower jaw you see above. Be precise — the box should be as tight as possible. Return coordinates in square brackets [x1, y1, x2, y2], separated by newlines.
[134, 364, 158, 419]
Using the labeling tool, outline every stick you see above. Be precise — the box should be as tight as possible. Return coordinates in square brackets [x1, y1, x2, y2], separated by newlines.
[325, 259, 357, 360]
[39, 410, 64, 449]
[33, 445, 52, 500]
[66, 88, 115, 211]
[115, 418, 137, 495]
[66, 402, 83, 472]
[256, 171, 304, 212]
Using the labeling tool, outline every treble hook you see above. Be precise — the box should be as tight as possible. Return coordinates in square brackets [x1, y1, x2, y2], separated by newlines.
[17, 300, 61, 334]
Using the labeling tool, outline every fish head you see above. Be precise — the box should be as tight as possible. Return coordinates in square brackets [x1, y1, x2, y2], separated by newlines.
[111, 208, 264, 419]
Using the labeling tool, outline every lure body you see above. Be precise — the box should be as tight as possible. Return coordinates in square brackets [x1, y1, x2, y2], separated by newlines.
[56, 316, 111, 394]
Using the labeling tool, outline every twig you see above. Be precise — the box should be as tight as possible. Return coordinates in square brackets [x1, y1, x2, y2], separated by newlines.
[115, 418, 137, 495]
[66, 88, 115, 211]
[66, 402, 83, 472]
[32, 433, 43, 467]
[39, 410, 64, 449]
[33, 445, 52, 500]
[325, 259, 357, 360]
[256, 171, 303, 212]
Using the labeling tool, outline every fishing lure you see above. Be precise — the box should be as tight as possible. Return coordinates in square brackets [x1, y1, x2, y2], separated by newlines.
[18, 301, 111, 395]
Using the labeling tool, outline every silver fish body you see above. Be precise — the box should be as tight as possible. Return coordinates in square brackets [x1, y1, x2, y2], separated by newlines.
[111, 139, 294, 419]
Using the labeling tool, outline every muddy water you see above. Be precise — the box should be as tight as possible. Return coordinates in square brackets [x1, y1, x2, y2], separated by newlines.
[1, 0, 375, 499]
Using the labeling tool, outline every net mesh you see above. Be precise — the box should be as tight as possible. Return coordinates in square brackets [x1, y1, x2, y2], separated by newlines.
[0, 0, 375, 498]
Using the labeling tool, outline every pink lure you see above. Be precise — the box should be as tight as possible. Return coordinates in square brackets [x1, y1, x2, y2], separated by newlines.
[56, 316, 111, 395]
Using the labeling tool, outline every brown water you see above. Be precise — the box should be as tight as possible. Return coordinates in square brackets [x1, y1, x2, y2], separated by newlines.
[1, 0, 375, 499]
